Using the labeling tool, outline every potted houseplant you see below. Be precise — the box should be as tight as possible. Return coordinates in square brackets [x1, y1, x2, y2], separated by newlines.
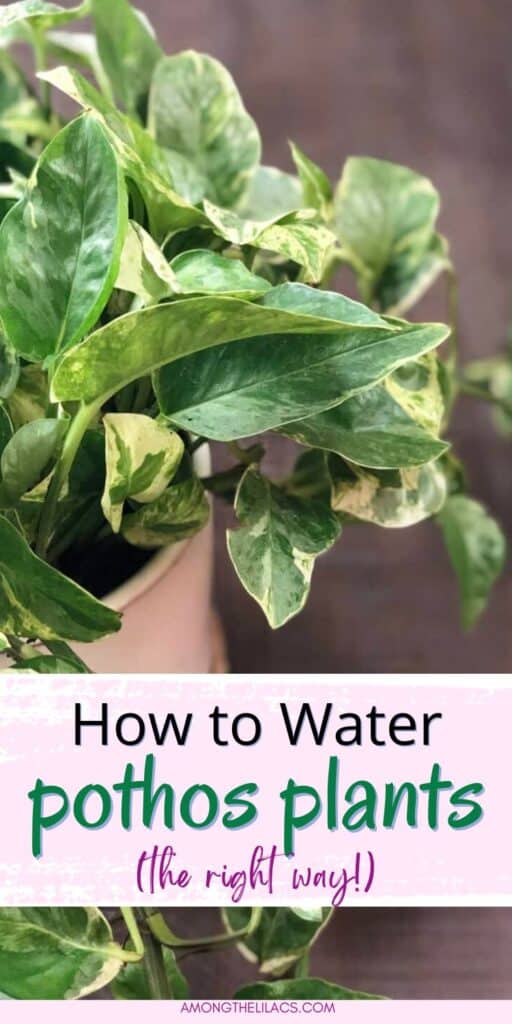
[0, 0, 506, 675]
[0, 905, 384, 1000]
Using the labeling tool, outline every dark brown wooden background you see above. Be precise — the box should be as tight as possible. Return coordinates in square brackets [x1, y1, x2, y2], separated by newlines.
[139, 0, 512, 676]
[63, 0, 512, 1000]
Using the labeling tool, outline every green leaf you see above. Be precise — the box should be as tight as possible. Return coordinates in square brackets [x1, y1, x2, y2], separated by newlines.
[438, 495, 506, 628]
[122, 475, 209, 549]
[0, 114, 127, 362]
[235, 979, 383, 1000]
[19, 654, 85, 672]
[147, 51, 261, 208]
[334, 156, 443, 310]
[0, 1, 89, 31]
[112, 947, 189, 1000]
[204, 200, 336, 281]
[0, 908, 126, 1000]
[0, 407, 13, 461]
[54, 284, 448, 417]
[290, 141, 333, 219]
[281, 355, 448, 469]
[227, 468, 341, 628]
[170, 249, 271, 298]
[102, 413, 184, 532]
[91, 0, 162, 117]
[0, 417, 67, 503]
[0, 333, 19, 400]
[0, 515, 121, 641]
[117, 220, 177, 303]
[223, 908, 332, 975]
[377, 232, 451, 316]
[0, 50, 41, 148]
[156, 314, 449, 442]
[6, 364, 48, 429]
[40, 66, 209, 240]
[331, 459, 447, 528]
[238, 164, 302, 219]
[463, 355, 512, 436]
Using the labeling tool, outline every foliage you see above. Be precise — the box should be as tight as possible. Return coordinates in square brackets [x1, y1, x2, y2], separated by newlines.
[0, 906, 385, 1000]
[0, 0, 505, 662]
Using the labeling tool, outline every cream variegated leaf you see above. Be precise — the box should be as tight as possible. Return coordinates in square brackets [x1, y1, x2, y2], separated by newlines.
[122, 475, 209, 549]
[227, 468, 341, 628]
[0, 908, 128, 1000]
[331, 459, 447, 528]
[147, 51, 261, 209]
[102, 413, 184, 532]
[334, 156, 447, 311]
[116, 221, 178, 302]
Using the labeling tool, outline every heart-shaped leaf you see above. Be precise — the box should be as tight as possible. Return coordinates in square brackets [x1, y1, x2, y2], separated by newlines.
[122, 475, 209, 549]
[334, 156, 446, 312]
[40, 66, 209, 240]
[102, 413, 184, 532]
[0, 417, 67, 503]
[235, 978, 383, 1000]
[204, 200, 336, 281]
[331, 459, 447, 528]
[170, 249, 271, 298]
[0, 1, 89, 32]
[223, 907, 332, 975]
[91, 0, 162, 117]
[148, 51, 261, 208]
[0, 515, 121, 641]
[227, 468, 341, 628]
[0, 907, 127, 1000]
[0, 114, 127, 362]
[438, 495, 506, 628]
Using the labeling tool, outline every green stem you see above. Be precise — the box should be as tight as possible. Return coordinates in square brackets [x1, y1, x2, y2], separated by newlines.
[6, 636, 35, 663]
[294, 952, 310, 978]
[35, 400, 101, 560]
[458, 379, 512, 417]
[139, 912, 172, 999]
[147, 907, 262, 953]
[120, 907, 145, 958]
[446, 265, 459, 371]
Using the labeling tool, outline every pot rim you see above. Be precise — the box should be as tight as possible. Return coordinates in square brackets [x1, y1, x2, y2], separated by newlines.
[103, 444, 212, 615]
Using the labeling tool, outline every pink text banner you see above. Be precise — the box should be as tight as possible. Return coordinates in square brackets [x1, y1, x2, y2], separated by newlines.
[0, 674, 509, 907]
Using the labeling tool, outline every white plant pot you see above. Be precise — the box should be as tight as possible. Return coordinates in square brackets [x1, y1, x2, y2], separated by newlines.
[2, 447, 218, 675]
[72, 445, 216, 674]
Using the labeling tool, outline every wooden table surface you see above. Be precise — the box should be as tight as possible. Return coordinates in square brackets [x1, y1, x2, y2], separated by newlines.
[76, 0, 512, 999]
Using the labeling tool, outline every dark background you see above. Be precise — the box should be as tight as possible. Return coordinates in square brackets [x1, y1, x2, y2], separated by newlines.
[37, 0, 512, 1001]
[140, 0, 512, 675]
[128, 0, 512, 1000]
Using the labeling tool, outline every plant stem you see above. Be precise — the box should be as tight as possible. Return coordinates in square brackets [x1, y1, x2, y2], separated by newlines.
[446, 264, 459, 371]
[458, 379, 512, 417]
[294, 952, 310, 978]
[120, 907, 145, 957]
[139, 912, 172, 999]
[35, 400, 101, 560]
[147, 907, 262, 953]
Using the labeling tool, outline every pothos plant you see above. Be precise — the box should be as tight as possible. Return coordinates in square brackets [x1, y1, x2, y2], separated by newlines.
[0, 0, 504, 1005]
[0, 0, 506, 673]
[0, 906, 383, 1001]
